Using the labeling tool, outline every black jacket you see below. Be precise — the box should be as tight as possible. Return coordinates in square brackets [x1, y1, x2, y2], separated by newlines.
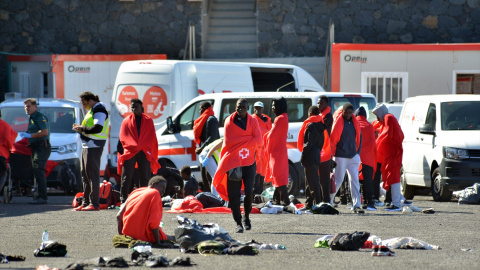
[199, 115, 220, 150]
[300, 122, 326, 166]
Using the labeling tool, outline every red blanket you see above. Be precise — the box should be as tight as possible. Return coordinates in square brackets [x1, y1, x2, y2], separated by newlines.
[0, 119, 17, 159]
[377, 114, 404, 190]
[297, 115, 331, 162]
[213, 112, 262, 201]
[356, 115, 377, 169]
[330, 108, 361, 156]
[319, 106, 331, 121]
[122, 187, 167, 242]
[252, 114, 272, 176]
[118, 114, 160, 175]
[264, 113, 289, 187]
[193, 107, 214, 146]
[166, 196, 261, 214]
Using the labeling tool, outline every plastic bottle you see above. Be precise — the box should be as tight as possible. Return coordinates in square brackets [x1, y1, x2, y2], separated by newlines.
[42, 230, 49, 248]
[42, 230, 49, 243]
[274, 244, 286, 250]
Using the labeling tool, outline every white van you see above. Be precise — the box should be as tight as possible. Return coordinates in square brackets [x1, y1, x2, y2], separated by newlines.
[157, 92, 377, 195]
[106, 60, 325, 179]
[0, 98, 84, 193]
[399, 94, 480, 201]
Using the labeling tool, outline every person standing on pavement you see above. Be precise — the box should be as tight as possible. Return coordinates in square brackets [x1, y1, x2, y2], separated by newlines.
[213, 98, 262, 233]
[0, 112, 18, 198]
[317, 95, 334, 203]
[193, 102, 219, 192]
[264, 97, 291, 206]
[118, 98, 160, 203]
[72, 92, 109, 211]
[317, 95, 333, 134]
[330, 103, 364, 214]
[19, 98, 51, 205]
[251, 101, 272, 195]
[297, 106, 328, 210]
[355, 106, 377, 211]
[372, 104, 407, 211]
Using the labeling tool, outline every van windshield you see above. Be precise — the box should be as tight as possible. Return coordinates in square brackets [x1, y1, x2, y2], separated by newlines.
[329, 96, 377, 122]
[441, 101, 480, 130]
[1, 107, 76, 133]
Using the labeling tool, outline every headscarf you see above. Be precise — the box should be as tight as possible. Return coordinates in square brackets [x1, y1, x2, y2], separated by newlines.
[354, 106, 367, 118]
[373, 103, 388, 120]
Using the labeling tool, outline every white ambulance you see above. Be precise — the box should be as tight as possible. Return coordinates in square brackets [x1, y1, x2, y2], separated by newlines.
[399, 94, 480, 201]
[157, 92, 377, 195]
[107, 60, 325, 179]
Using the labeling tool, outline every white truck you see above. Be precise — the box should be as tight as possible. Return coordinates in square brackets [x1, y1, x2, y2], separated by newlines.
[399, 94, 480, 201]
[106, 60, 326, 180]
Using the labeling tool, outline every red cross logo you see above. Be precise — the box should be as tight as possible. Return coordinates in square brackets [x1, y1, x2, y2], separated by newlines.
[239, 148, 249, 159]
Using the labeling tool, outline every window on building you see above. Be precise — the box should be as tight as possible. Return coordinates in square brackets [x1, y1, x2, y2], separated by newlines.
[361, 72, 408, 103]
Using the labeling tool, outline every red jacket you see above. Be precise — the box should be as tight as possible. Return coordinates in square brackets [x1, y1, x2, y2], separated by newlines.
[118, 114, 160, 175]
[213, 112, 262, 201]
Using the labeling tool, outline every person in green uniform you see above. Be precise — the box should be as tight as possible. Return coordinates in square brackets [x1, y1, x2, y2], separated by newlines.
[19, 98, 51, 204]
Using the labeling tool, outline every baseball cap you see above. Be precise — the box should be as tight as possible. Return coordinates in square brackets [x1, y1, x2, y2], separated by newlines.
[254, 101, 264, 108]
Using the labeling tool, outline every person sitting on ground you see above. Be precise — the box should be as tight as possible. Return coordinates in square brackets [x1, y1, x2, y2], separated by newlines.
[117, 176, 175, 243]
[180, 165, 198, 197]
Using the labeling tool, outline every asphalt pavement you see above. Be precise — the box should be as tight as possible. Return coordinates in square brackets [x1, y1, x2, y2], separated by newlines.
[0, 194, 479, 270]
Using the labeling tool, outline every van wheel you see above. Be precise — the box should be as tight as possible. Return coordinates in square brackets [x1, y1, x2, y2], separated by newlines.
[287, 162, 299, 196]
[400, 168, 415, 200]
[431, 168, 452, 202]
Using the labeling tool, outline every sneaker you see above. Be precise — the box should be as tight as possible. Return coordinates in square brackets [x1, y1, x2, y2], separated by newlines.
[235, 224, 244, 233]
[352, 207, 364, 214]
[402, 200, 413, 205]
[384, 202, 391, 207]
[371, 245, 395, 256]
[373, 199, 384, 207]
[366, 203, 377, 211]
[362, 203, 367, 209]
[385, 205, 401, 211]
[29, 198, 48, 205]
[242, 217, 251, 230]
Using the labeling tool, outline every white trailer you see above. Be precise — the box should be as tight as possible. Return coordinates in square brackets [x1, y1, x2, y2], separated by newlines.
[331, 43, 480, 103]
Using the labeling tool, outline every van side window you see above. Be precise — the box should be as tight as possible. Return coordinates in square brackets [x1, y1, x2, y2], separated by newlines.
[425, 103, 436, 129]
[220, 99, 239, 127]
[177, 100, 214, 131]
[285, 98, 310, 122]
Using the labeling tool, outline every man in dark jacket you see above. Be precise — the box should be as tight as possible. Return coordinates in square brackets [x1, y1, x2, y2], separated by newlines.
[299, 106, 326, 210]
[193, 102, 220, 192]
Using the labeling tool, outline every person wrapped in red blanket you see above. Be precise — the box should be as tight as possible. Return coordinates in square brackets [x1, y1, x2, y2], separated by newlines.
[251, 101, 272, 195]
[0, 117, 18, 194]
[297, 106, 329, 210]
[355, 106, 377, 211]
[264, 97, 291, 206]
[213, 99, 262, 233]
[372, 103, 406, 211]
[117, 176, 174, 243]
[118, 98, 160, 203]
